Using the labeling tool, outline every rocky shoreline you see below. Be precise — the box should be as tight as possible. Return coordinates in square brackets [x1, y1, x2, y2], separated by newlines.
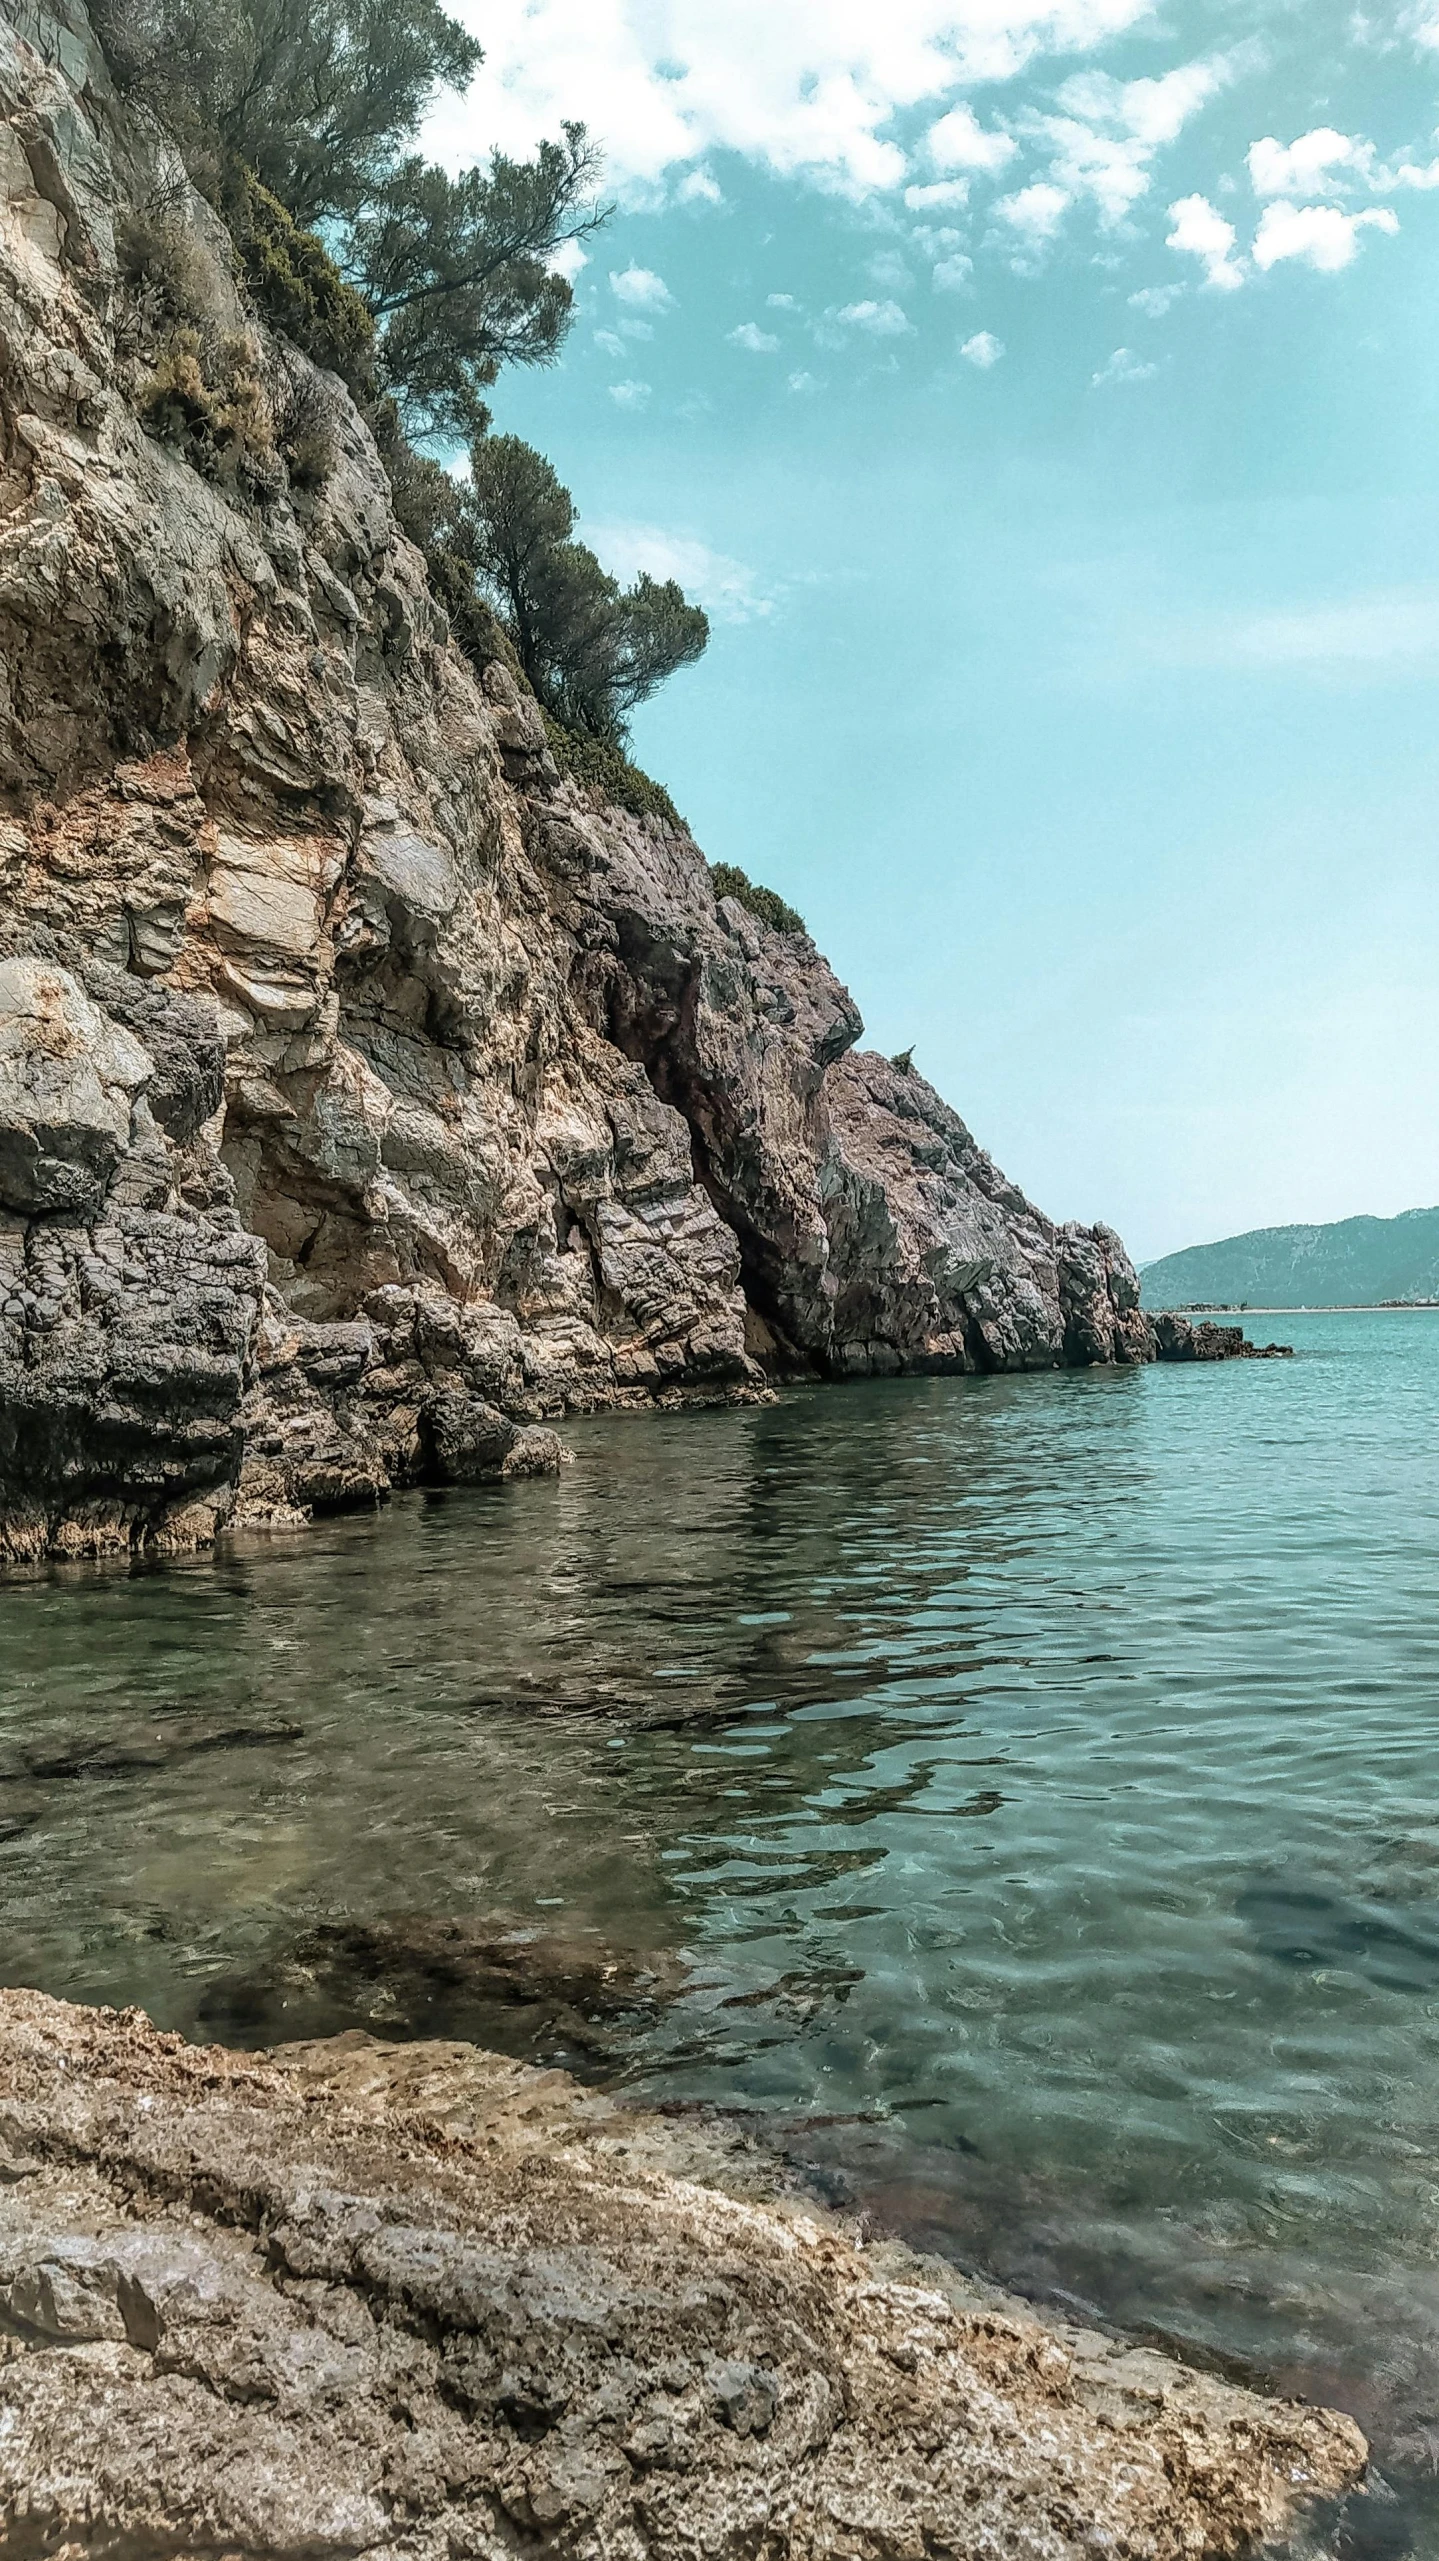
[0, 0, 1286, 1566]
[0, 1988, 1366, 2557]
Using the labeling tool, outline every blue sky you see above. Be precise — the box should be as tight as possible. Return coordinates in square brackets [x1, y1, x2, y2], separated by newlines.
[430, 1, 1439, 1261]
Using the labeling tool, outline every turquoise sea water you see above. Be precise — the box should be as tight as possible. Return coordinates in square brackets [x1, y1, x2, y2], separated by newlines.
[3, 1313, 1439, 2546]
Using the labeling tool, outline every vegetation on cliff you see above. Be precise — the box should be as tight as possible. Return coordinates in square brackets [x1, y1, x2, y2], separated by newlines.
[464, 436, 709, 743]
[710, 863, 807, 937]
[539, 717, 685, 831]
[92, 0, 601, 442]
[94, 0, 794, 892]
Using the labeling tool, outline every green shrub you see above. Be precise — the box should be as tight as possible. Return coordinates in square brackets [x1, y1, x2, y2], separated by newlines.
[116, 205, 218, 323]
[208, 166, 375, 393]
[709, 862, 805, 938]
[382, 430, 467, 552]
[431, 560, 520, 676]
[209, 330, 273, 465]
[141, 323, 277, 484]
[140, 324, 212, 440]
[272, 370, 338, 488]
[541, 714, 684, 830]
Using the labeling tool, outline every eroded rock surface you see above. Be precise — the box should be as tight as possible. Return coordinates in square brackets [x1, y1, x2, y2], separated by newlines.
[0, 0, 1262, 1559]
[0, 1988, 1367, 2557]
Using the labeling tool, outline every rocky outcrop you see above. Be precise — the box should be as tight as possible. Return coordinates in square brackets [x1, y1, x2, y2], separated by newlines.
[1148, 1314, 1294, 1362]
[0, 1989, 1368, 2557]
[0, 0, 1255, 1559]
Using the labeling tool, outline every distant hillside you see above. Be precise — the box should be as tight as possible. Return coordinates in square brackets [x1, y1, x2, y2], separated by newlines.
[1141, 1209, 1439, 1309]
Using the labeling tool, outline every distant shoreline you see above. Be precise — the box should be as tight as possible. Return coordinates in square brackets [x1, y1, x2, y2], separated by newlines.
[1148, 1304, 1439, 1316]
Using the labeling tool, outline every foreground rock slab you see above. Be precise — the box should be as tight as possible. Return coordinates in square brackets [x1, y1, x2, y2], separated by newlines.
[0, 1990, 1364, 2557]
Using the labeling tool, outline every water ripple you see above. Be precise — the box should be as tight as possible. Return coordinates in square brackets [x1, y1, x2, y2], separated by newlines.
[3, 1317, 1439, 2540]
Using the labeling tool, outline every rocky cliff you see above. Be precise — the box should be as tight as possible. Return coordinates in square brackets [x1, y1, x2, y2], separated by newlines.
[1, 0, 1198, 1562]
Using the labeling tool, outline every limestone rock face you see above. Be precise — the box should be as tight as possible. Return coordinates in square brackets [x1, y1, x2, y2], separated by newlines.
[0, 956, 152, 1216]
[0, 0, 1210, 1556]
[0, 1989, 1369, 2559]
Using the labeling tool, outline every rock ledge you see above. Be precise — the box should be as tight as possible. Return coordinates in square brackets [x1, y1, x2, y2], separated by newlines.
[0, 1988, 1366, 2557]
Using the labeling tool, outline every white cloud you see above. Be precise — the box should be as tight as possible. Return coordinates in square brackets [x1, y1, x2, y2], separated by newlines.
[788, 369, 819, 393]
[593, 329, 626, 356]
[610, 263, 674, 310]
[1248, 128, 1376, 197]
[913, 220, 969, 263]
[1237, 596, 1439, 662]
[1129, 282, 1183, 315]
[1249, 122, 1439, 202]
[960, 329, 1005, 366]
[429, 0, 1163, 199]
[835, 296, 915, 335]
[1091, 344, 1158, 385]
[767, 292, 799, 308]
[549, 238, 590, 283]
[867, 249, 915, 292]
[617, 317, 654, 339]
[675, 166, 724, 204]
[1252, 200, 1399, 272]
[1157, 591, 1439, 671]
[1059, 55, 1241, 149]
[925, 103, 1017, 175]
[729, 320, 781, 352]
[1385, 151, 1439, 190]
[933, 251, 975, 290]
[1023, 53, 1245, 232]
[608, 379, 653, 408]
[1166, 193, 1245, 290]
[905, 179, 974, 211]
[1027, 118, 1148, 225]
[992, 180, 1071, 252]
[1406, 4, 1439, 48]
[586, 521, 775, 621]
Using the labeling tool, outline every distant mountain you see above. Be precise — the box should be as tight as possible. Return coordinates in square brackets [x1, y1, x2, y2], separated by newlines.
[1141, 1209, 1439, 1309]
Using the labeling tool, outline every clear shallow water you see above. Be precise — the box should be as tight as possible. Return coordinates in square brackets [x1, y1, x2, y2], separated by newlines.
[4, 1315, 1439, 2544]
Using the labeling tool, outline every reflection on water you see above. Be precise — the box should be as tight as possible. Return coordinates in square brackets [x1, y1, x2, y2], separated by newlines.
[3, 1316, 1439, 2543]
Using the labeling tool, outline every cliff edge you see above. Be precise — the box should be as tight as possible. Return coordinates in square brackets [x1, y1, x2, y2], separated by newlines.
[2, 0, 1219, 1560]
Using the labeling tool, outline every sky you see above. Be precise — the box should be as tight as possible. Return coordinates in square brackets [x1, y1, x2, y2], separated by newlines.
[427, 0, 1439, 1263]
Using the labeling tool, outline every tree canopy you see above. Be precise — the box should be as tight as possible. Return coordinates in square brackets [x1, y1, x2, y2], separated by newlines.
[95, 0, 479, 219]
[95, 0, 605, 438]
[352, 132, 603, 440]
[463, 437, 710, 742]
[97, 1, 711, 744]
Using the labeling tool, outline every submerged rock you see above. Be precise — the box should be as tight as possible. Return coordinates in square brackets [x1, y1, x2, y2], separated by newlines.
[199, 1914, 687, 2063]
[1239, 1881, 1439, 1994]
[0, 1716, 303, 1782]
[0, 1987, 1367, 2557]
